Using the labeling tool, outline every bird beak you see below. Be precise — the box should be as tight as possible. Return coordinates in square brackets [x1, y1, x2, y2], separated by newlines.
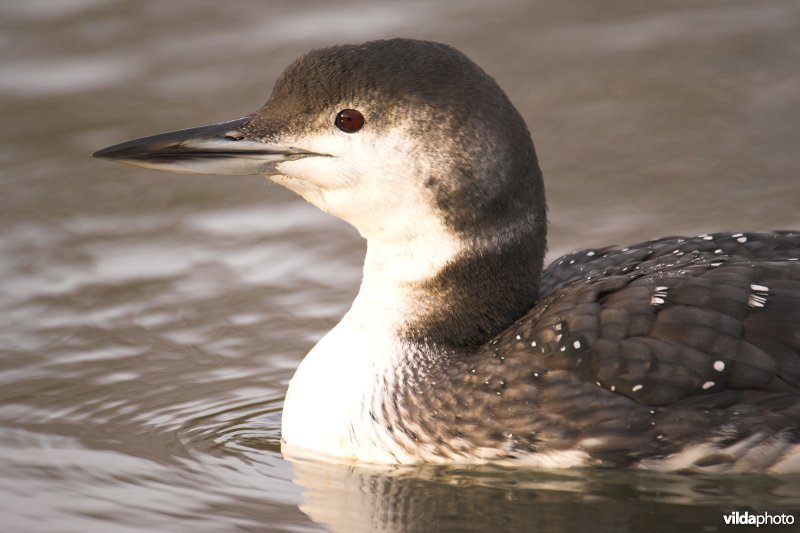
[93, 117, 317, 176]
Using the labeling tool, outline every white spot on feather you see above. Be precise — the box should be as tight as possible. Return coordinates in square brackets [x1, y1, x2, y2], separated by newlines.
[651, 286, 669, 306]
[748, 283, 769, 308]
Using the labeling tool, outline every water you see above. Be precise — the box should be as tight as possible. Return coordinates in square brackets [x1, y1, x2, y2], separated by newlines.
[2, 0, 800, 531]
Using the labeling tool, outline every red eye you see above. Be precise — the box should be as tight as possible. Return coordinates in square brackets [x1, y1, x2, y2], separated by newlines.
[335, 109, 365, 133]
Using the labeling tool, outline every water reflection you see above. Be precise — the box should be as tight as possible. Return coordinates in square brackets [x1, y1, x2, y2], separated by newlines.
[285, 455, 800, 532]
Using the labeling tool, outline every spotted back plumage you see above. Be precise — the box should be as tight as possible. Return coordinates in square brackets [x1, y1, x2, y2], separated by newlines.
[382, 231, 800, 471]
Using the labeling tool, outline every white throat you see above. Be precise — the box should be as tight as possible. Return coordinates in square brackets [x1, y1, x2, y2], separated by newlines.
[281, 216, 464, 462]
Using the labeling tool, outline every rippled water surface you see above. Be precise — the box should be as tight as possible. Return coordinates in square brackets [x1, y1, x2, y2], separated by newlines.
[3, 1, 800, 531]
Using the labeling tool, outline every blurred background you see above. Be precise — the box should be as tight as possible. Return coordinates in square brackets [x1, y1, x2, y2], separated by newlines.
[1, 1, 799, 531]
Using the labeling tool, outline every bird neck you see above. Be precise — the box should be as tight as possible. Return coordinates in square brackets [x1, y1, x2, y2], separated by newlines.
[348, 217, 546, 349]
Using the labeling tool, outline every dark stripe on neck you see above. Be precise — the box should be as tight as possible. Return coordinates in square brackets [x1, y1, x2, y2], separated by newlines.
[403, 225, 546, 348]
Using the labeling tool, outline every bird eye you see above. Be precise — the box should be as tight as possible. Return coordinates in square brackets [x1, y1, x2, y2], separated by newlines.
[334, 109, 365, 133]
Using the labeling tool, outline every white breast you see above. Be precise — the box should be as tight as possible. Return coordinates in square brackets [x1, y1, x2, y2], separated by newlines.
[281, 314, 414, 463]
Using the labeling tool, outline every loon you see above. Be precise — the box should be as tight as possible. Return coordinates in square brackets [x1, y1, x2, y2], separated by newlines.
[94, 38, 800, 473]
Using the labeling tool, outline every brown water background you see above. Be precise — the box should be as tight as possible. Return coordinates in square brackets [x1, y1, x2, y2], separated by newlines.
[2, 1, 800, 531]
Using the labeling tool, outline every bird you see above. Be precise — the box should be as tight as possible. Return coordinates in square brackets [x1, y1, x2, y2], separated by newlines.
[94, 38, 800, 473]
